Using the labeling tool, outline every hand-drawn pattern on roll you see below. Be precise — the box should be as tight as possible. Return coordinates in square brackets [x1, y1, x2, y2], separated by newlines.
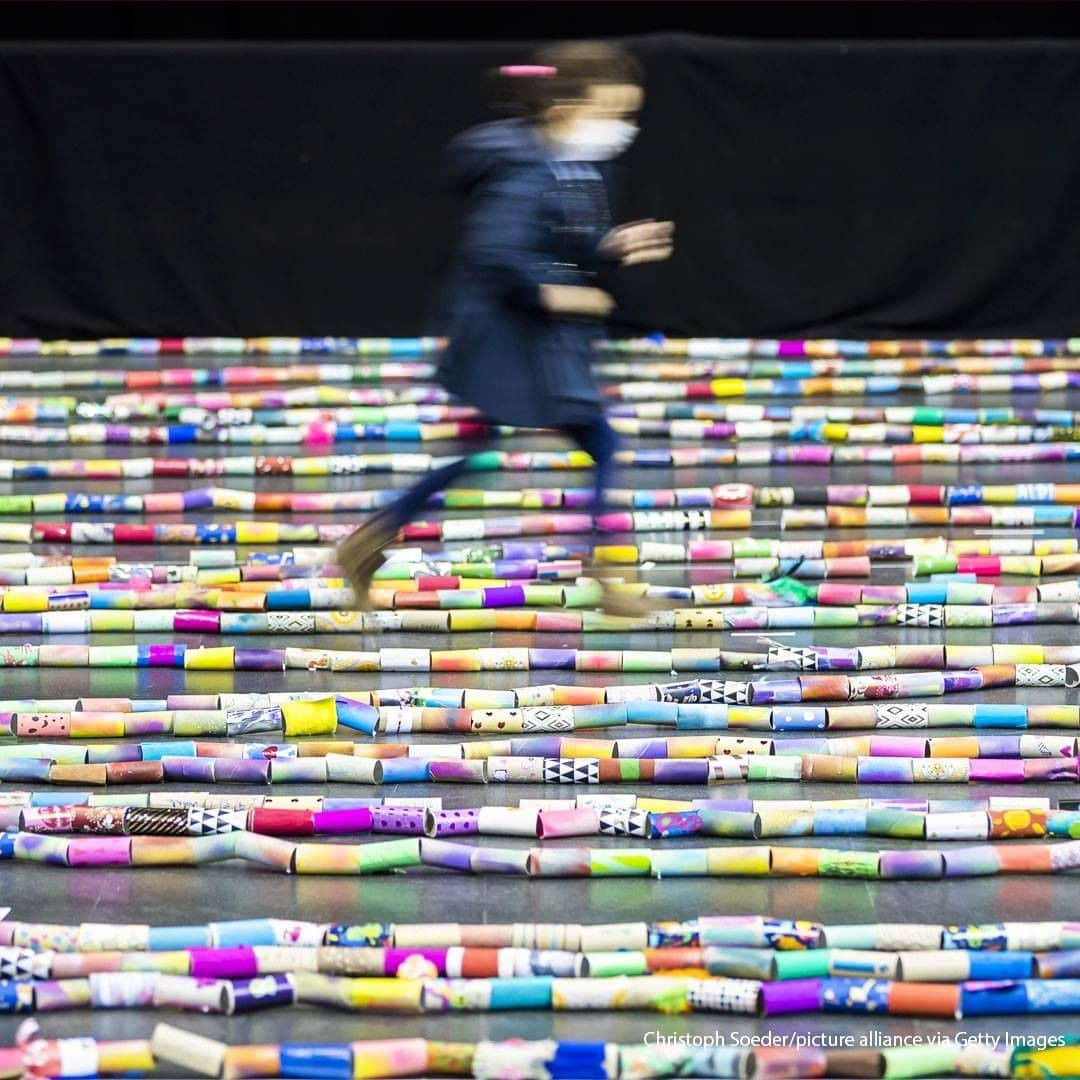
[598, 808, 649, 836]
[720, 682, 750, 704]
[1065, 664, 1080, 688]
[847, 675, 899, 701]
[185, 807, 249, 835]
[543, 758, 600, 784]
[898, 605, 945, 627]
[1016, 665, 1066, 686]
[659, 679, 716, 702]
[125, 807, 189, 835]
[225, 707, 282, 735]
[686, 978, 760, 1014]
[874, 703, 929, 727]
[0, 949, 51, 980]
[522, 708, 574, 732]
[266, 613, 317, 633]
[768, 646, 818, 670]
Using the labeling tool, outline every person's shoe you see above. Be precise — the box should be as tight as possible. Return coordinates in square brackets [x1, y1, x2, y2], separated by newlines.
[337, 512, 402, 611]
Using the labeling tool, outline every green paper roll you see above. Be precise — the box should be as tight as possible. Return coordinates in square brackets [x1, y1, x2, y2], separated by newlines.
[359, 838, 423, 874]
[172, 712, 228, 737]
[818, 849, 880, 878]
[748, 757, 802, 780]
[882, 1044, 958, 1078]
[914, 554, 955, 575]
[866, 809, 925, 839]
[589, 850, 651, 876]
[774, 948, 833, 980]
[584, 951, 649, 978]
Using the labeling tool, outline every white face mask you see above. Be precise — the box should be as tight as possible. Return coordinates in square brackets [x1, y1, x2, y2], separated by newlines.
[552, 117, 638, 161]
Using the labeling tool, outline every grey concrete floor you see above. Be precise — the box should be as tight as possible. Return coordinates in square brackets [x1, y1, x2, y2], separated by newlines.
[2, 372, 1080, 1063]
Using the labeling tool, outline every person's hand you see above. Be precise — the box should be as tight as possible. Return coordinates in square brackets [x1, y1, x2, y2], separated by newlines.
[599, 219, 675, 265]
[540, 284, 616, 317]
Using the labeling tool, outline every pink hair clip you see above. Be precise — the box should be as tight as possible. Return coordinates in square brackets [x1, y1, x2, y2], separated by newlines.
[499, 65, 557, 77]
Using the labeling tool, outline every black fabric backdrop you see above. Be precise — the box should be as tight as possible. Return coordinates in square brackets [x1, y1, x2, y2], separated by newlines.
[3, 34, 1080, 338]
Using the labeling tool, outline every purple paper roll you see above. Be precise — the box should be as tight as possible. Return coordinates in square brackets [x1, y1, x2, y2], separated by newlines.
[653, 760, 710, 784]
[312, 808, 373, 834]
[749, 679, 801, 705]
[418, 838, 474, 872]
[371, 807, 425, 835]
[213, 758, 270, 784]
[814, 648, 858, 671]
[692, 799, 754, 812]
[428, 760, 483, 782]
[182, 488, 216, 510]
[760, 977, 822, 1016]
[857, 758, 913, 783]
[942, 846, 1001, 877]
[190, 946, 258, 979]
[494, 560, 537, 579]
[86, 743, 141, 764]
[1025, 759, 1079, 782]
[0, 614, 43, 633]
[162, 757, 216, 782]
[620, 739, 668, 760]
[943, 670, 984, 693]
[526, 649, 576, 669]
[511, 737, 562, 758]
[234, 649, 286, 671]
[975, 736, 1022, 758]
[426, 809, 480, 837]
[879, 850, 944, 879]
[230, 973, 295, 1012]
[483, 585, 525, 608]
[969, 760, 1026, 783]
[175, 610, 220, 633]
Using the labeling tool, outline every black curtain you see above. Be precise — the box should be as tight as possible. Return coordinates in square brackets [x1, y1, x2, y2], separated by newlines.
[3, 34, 1080, 338]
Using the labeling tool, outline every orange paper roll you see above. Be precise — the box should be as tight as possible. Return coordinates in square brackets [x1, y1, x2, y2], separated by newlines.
[770, 847, 822, 877]
[223, 1046, 282, 1080]
[887, 981, 960, 1018]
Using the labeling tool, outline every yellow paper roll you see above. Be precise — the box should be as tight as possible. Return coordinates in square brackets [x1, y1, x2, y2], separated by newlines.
[281, 697, 338, 737]
[235, 522, 279, 544]
[184, 647, 235, 670]
[342, 978, 424, 1012]
[447, 610, 498, 633]
[93, 610, 136, 633]
[706, 847, 771, 876]
[5, 591, 49, 612]
[635, 798, 694, 813]
[593, 545, 638, 564]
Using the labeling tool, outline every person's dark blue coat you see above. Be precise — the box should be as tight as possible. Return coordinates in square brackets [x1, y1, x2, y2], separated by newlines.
[436, 119, 616, 429]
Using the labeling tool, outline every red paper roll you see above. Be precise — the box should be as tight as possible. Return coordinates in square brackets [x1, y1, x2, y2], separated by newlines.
[152, 459, 191, 477]
[114, 525, 156, 543]
[402, 523, 441, 540]
[34, 523, 72, 542]
[250, 809, 315, 836]
[104, 761, 164, 784]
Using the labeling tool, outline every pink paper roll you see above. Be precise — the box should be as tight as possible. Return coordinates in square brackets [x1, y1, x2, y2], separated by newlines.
[536, 808, 600, 839]
[66, 836, 132, 866]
